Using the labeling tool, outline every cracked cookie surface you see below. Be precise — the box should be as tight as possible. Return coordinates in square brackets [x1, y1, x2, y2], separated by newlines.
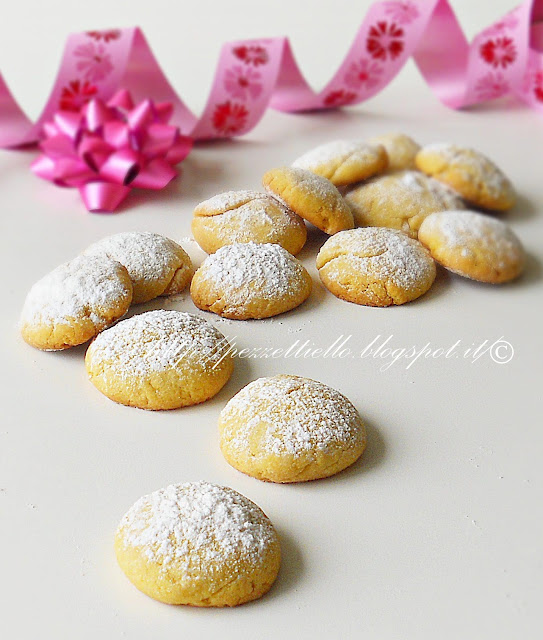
[190, 242, 312, 320]
[415, 143, 515, 211]
[262, 166, 354, 234]
[291, 140, 388, 186]
[345, 170, 465, 238]
[85, 310, 234, 409]
[115, 481, 280, 606]
[219, 375, 366, 483]
[20, 254, 133, 351]
[192, 190, 306, 255]
[418, 210, 524, 283]
[84, 231, 193, 304]
[316, 227, 436, 306]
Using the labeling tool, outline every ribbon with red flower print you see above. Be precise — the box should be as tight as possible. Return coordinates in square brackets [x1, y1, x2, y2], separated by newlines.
[0, 0, 542, 209]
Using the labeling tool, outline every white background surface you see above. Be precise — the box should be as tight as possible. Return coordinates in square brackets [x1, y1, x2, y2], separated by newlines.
[1, 1, 542, 638]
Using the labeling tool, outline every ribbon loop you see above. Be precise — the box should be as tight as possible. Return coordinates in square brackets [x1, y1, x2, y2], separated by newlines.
[29, 90, 191, 212]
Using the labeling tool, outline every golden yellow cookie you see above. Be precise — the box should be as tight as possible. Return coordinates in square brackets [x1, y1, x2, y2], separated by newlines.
[84, 231, 193, 304]
[115, 481, 281, 606]
[262, 166, 354, 234]
[20, 255, 133, 351]
[191, 190, 306, 255]
[316, 227, 436, 306]
[368, 132, 420, 171]
[415, 143, 515, 211]
[219, 375, 366, 483]
[418, 210, 524, 283]
[345, 170, 465, 238]
[85, 310, 234, 410]
[190, 242, 312, 320]
[291, 140, 388, 186]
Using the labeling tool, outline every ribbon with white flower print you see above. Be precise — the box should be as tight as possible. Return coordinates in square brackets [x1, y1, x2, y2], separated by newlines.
[1, 0, 542, 149]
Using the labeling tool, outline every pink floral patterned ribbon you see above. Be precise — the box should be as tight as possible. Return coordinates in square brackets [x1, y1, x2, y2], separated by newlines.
[1, 0, 542, 147]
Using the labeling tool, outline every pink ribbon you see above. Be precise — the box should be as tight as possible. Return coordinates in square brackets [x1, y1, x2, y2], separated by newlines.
[0, 1, 542, 147]
[30, 90, 192, 211]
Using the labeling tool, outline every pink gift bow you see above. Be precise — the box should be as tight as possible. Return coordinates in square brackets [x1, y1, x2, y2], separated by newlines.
[30, 90, 192, 212]
[0, 1, 542, 146]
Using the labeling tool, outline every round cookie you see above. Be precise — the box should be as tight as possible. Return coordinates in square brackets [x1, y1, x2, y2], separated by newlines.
[84, 232, 193, 304]
[345, 170, 465, 238]
[191, 190, 306, 255]
[20, 255, 133, 351]
[291, 140, 388, 186]
[418, 210, 524, 283]
[115, 481, 281, 606]
[368, 132, 420, 171]
[190, 242, 312, 320]
[219, 375, 366, 483]
[316, 227, 436, 306]
[262, 166, 354, 234]
[85, 310, 234, 410]
[415, 143, 515, 211]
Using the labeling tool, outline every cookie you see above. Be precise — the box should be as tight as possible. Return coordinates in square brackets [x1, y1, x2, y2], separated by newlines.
[84, 231, 193, 304]
[368, 132, 420, 171]
[20, 255, 133, 351]
[85, 310, 234, 410]
[415, 143, 515, 211]
[316, 227, 436, 306]
[345, 170, 465, 238]
[191, 190, 306, 255]
[115, 481, 281, 606]
[291, 140, 388, 186]
[418, 210, 524, 283]
[190, 242, 312, 320]
[262, 166, 354, 234]
[219, 375, 366, 483]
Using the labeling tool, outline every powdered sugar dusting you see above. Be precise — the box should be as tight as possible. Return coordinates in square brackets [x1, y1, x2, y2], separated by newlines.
[318, 228, 435, 291]
[196, 190, 266, 215]
[118, 481, 277, 574]
[420, 143, 513, 199]
[196, 242, 308, 305]
[265, 166, 343, 204]
[195, 193, 300, 243]
[87, 310, 230, 378]
[345, 171, 465, 237]
[399, 170, 463, 209]
[422, 210, 523, 261]
[292, 140, 382, 170]
[84, 231, 190, 287]
[20, 254, 132, 326]
[221, 375, 365, 457]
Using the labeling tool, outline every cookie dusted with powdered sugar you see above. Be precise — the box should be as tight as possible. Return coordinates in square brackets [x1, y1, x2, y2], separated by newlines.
[368, 132, 420, 171]
[415, 143, 515, 211]
[345, 170, 465, 238]
[219, 375, 366, 483]
[20, 255, 133, 351]
[262, 166, 354, 234]
[115, 481, 281, 606]
[84, 232, 193, 304]
[291, 140, 388, 186]
[418, 210, 524, 283]
[316, 228, 436, 306]
[190, 242, 312, 320]
[191, 190, 307, 255]
[85, 310, 234, 410]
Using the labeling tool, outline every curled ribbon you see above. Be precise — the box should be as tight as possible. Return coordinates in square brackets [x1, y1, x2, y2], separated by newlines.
[0, 1, 542, 146]
[30, 90, 192, 212]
